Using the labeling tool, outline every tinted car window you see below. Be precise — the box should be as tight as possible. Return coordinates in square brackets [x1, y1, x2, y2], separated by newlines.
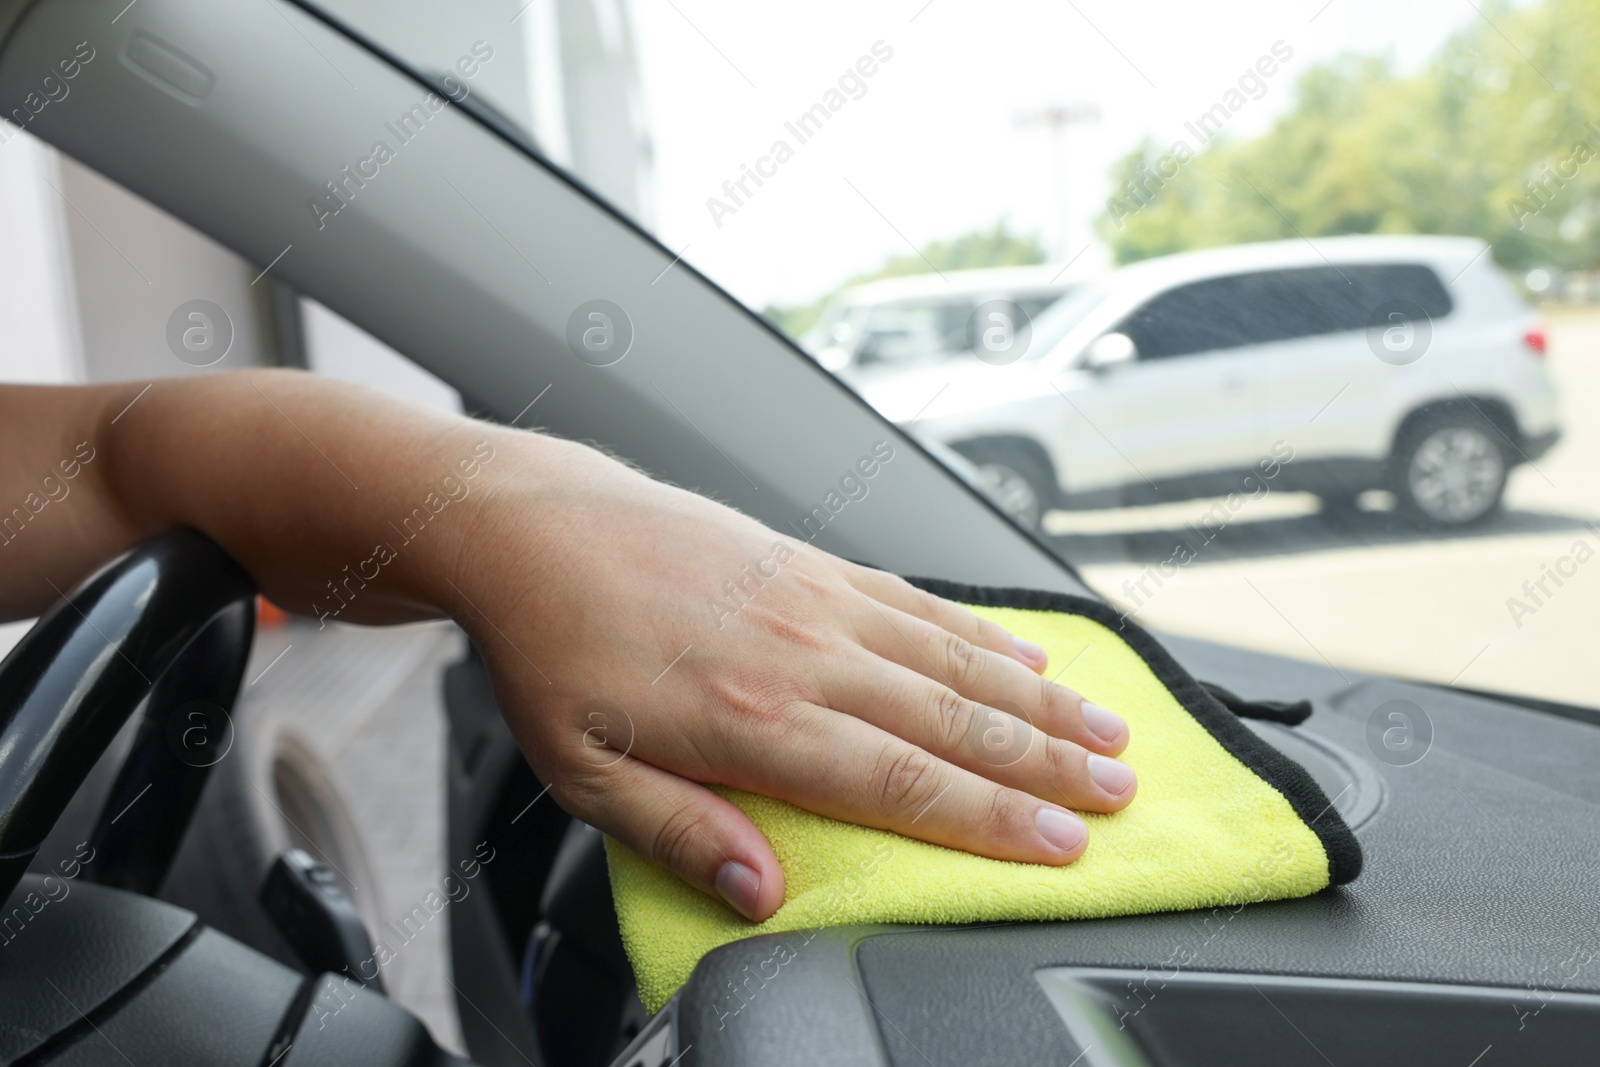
[1121, 264, 1454, 360]
[855, 307, 942, 365]
[936, 300, 977, 352]
[856, 299, 978, 365]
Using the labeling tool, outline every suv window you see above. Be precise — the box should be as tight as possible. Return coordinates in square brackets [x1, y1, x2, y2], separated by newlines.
[1014, 293, 1065, 322]
[854, 300, 974, 365]
[1120, 263, 1454, 361]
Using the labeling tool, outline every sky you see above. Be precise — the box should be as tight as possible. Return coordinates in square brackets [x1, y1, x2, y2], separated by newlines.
[627, 0, 1483, 310]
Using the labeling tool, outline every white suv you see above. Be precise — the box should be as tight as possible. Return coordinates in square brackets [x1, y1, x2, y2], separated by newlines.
[803, 265, 1081, 386]
[859, 236, 1561, 528]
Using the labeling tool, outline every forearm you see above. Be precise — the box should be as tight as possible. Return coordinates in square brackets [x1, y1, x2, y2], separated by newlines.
[0, 369, 556, 624]
[0, 381, 121, 618]
[0, 368, 1138, 922]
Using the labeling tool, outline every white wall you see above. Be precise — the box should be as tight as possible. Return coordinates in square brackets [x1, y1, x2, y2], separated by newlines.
[58, 155, 278, 382]
[301, 299, 461, 414]
[0, 131, 82, 384]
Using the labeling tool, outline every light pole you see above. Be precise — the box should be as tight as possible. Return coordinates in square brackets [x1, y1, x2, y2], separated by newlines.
[1013, 103, 1100, 263]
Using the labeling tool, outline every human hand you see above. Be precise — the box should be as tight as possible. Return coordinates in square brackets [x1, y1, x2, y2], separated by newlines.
[0, 373, 1132, 925]
[453, 437, 1137, 922]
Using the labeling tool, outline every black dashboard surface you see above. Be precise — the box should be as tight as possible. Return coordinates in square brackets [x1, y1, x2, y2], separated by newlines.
[667, 635, 1600, 1067]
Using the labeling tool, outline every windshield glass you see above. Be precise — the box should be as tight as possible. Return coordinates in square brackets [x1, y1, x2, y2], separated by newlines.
[1022, 281, 1117, 362]
[315, 0, 1596, 711]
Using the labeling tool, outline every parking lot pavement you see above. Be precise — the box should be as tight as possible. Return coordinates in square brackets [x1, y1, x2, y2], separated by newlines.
[1071, 307, 1600, 709]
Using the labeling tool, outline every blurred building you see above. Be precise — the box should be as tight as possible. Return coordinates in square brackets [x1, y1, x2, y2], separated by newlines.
[0, 0, 654, 397]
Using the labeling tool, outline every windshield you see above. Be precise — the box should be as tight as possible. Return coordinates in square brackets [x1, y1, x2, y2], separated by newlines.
[1021, 281, 1118, 362]
[311, 0, 1596, 712]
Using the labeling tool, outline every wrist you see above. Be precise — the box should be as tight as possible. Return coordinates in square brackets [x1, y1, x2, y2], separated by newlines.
[421, 430, 624, 635]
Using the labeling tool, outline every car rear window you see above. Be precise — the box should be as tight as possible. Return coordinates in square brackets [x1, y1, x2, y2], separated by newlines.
[851, 299, 976, 365]
[1121, 263, 1455, 360]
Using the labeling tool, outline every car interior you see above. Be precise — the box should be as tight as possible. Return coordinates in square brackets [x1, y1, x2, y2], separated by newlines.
[0, 1, 1596, 1066]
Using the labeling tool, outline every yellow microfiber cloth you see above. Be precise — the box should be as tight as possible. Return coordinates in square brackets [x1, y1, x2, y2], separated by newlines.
[606, 580, 1362, 1012]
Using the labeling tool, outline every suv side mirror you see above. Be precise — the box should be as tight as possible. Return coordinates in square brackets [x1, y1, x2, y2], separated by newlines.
[816, 346, 851, 373]
[1084, 332, 1137, 372]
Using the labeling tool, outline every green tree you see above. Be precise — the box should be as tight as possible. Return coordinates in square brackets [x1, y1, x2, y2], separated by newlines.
[1097, 0, 1600, 274]
[857, 221, 1048, 281]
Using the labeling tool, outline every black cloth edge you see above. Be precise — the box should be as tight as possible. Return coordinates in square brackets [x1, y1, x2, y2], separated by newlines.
[1198, 680, 1314, 726]
[902, 576, 1363, 886]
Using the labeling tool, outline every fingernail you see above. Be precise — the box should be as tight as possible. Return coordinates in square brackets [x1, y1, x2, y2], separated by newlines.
[715, 860, 762, 920]
[1011, 635, 1047, 668]
[1035, 807, 1088, 853]
[1087, 754, 1137, 798]
[1081, 701, 1128, 745]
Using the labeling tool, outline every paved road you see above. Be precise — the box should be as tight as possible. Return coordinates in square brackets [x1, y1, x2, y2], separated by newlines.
[1069, 307, 1600, 708]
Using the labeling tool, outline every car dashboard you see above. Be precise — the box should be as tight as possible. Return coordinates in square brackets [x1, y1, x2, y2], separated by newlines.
[613, 631, 1600, 1067]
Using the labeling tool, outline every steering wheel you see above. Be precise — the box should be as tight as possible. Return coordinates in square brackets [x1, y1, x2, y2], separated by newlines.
[0, 529, 256, 901]
[0, 531, 472, 1066]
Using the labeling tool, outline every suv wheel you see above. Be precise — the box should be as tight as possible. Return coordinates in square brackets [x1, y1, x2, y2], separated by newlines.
[956, 441, 1058, 531]
[1393, 414, 1508, 525]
